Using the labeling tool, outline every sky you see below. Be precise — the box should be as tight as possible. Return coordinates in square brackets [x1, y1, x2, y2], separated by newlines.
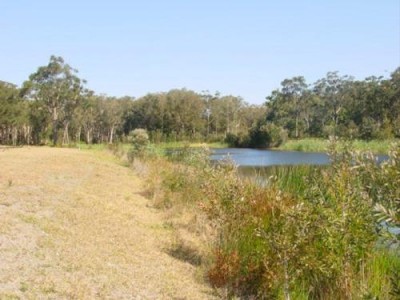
[1, 1, 399, 104]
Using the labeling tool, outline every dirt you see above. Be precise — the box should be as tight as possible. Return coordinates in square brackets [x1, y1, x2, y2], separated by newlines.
[0, 147, 216, 299]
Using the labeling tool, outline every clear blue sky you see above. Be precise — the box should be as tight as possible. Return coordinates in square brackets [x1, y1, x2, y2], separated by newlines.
[1, 1, 399, 104]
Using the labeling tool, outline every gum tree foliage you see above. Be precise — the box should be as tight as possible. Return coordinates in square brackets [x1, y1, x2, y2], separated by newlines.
[22, 56, 86, 145]
[1, 58, 399, 146]
[265, 69, 400, 140]
[280, 76, 308, 139]
[0, 81, 29, 145]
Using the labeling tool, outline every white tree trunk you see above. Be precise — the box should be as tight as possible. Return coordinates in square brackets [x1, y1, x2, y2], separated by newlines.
[109, 125, 115, 144]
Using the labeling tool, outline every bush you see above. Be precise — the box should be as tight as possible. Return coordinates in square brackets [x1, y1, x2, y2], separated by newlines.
[127, 128, 149, 162]
[224, 132, 251, 148]
[225, 133, 240, 147]
[249, 123, 287, 148]
[129, 139, 398, 298]
[203, 143, 387, 298]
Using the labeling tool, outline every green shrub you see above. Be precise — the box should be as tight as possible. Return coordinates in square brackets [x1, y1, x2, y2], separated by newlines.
[248, 123, 288, 148]
[130, 138, 399, 298]
[204, 143, 383, 299]
[224, 133, 240, 147]
[127, 128, 149, 162]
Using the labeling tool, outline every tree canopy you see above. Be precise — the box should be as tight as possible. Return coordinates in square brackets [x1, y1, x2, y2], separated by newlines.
[0, 56, 399, 146]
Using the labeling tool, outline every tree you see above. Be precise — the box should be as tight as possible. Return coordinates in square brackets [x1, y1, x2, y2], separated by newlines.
[0, 81, 28, 145]
[22, 56, 85, 145]
[98, 96, 133, 144]
[314, 72, 353, 137]
[280, 76, 308, 138]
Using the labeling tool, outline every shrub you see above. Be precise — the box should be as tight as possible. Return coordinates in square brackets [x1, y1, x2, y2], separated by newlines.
[224, 133, 240, 147]
[126, 139, 398, 298]
[203, 143, 383, 299]
[127, 128, 149, 162]
[249, 123, 287, 148]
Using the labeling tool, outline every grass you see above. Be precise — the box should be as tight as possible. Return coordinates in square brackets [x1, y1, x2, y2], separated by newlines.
[155, 141, 228, 149]
[363, 249, 400, 299]
[0, 147, 215, 299]
[239, 165, 323, 196]
[277, 138, 399, 153]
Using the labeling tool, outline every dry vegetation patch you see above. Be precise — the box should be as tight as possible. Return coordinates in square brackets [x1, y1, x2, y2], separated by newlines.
[0, 147, 215, 299]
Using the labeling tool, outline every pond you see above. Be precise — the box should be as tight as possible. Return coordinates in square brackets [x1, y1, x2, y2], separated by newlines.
[210, 148, 329, 166]
[210, 148, 387, 167]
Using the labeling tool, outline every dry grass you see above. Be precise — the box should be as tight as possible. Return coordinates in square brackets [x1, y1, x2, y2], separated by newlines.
[0, 147, 215, 299]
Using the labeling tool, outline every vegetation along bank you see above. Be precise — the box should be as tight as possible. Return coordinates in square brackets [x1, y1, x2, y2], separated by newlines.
[124, 134, 400, 299]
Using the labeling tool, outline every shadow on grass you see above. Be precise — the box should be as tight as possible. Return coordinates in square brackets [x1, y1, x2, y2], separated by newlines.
[167, 242, 202, 266]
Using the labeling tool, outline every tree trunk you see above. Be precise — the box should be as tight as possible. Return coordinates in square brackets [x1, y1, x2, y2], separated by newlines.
[109, 125, 115, 144]
[62, 122, 70, 145]
[24, 125, 31, 145]
[304, 116, 310, 132]
[52, 107, 58, 145]
[12, 126, 18, 146]
[76, 126, 82, 144]
[86, 128, 92, 144]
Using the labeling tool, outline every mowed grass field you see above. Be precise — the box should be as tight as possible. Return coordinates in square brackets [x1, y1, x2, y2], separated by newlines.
[0, 147, 214, 299]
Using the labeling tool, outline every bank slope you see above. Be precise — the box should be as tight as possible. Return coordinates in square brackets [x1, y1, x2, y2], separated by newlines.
[0, 147, 214, 299]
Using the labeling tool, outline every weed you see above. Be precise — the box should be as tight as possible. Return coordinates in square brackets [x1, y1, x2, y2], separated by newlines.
[19, 282, 29, 293]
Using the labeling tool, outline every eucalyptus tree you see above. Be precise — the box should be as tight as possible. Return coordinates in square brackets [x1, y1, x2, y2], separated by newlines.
[80, 93, 100, 144]
[22, 56, 86, 145]
[313, 72, 354, 137]
[238, 104, 267, 133]
[98, 95, 133, 144]
[164, 89, 206, 139]
[280, 76, 308, 138]
[200, 90, 221, 138]
[265, 77, 311, 138]
[211, 95, 244, 136]
[0, 81, 28, 145]
[124, 93, 167, 141]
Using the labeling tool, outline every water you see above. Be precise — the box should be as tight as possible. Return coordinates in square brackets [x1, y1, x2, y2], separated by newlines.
[210, 148, 329, 166]
[210, 148, 388, 167]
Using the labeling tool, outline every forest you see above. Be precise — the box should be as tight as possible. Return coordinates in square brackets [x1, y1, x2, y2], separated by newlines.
[0, 55, 399, 147]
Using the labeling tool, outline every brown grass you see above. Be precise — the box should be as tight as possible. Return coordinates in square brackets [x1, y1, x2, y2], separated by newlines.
[0, 147, 215, 299]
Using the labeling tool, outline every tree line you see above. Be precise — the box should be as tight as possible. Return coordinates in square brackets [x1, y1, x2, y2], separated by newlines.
[0, 55, 399, 146]
[265, 71, 400, 141]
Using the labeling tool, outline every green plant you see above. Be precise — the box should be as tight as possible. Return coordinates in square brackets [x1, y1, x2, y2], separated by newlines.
[127, 128, 150, 162]
[125, 138, 398, 299]
[203, 142, 381, 299]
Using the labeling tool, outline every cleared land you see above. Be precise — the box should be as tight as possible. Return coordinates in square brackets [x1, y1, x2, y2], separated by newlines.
[0, 147, 214, 299]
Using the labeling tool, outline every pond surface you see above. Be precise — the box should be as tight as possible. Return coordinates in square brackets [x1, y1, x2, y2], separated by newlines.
[210, 148, 329, 166]
[210, 148, 388, 167]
